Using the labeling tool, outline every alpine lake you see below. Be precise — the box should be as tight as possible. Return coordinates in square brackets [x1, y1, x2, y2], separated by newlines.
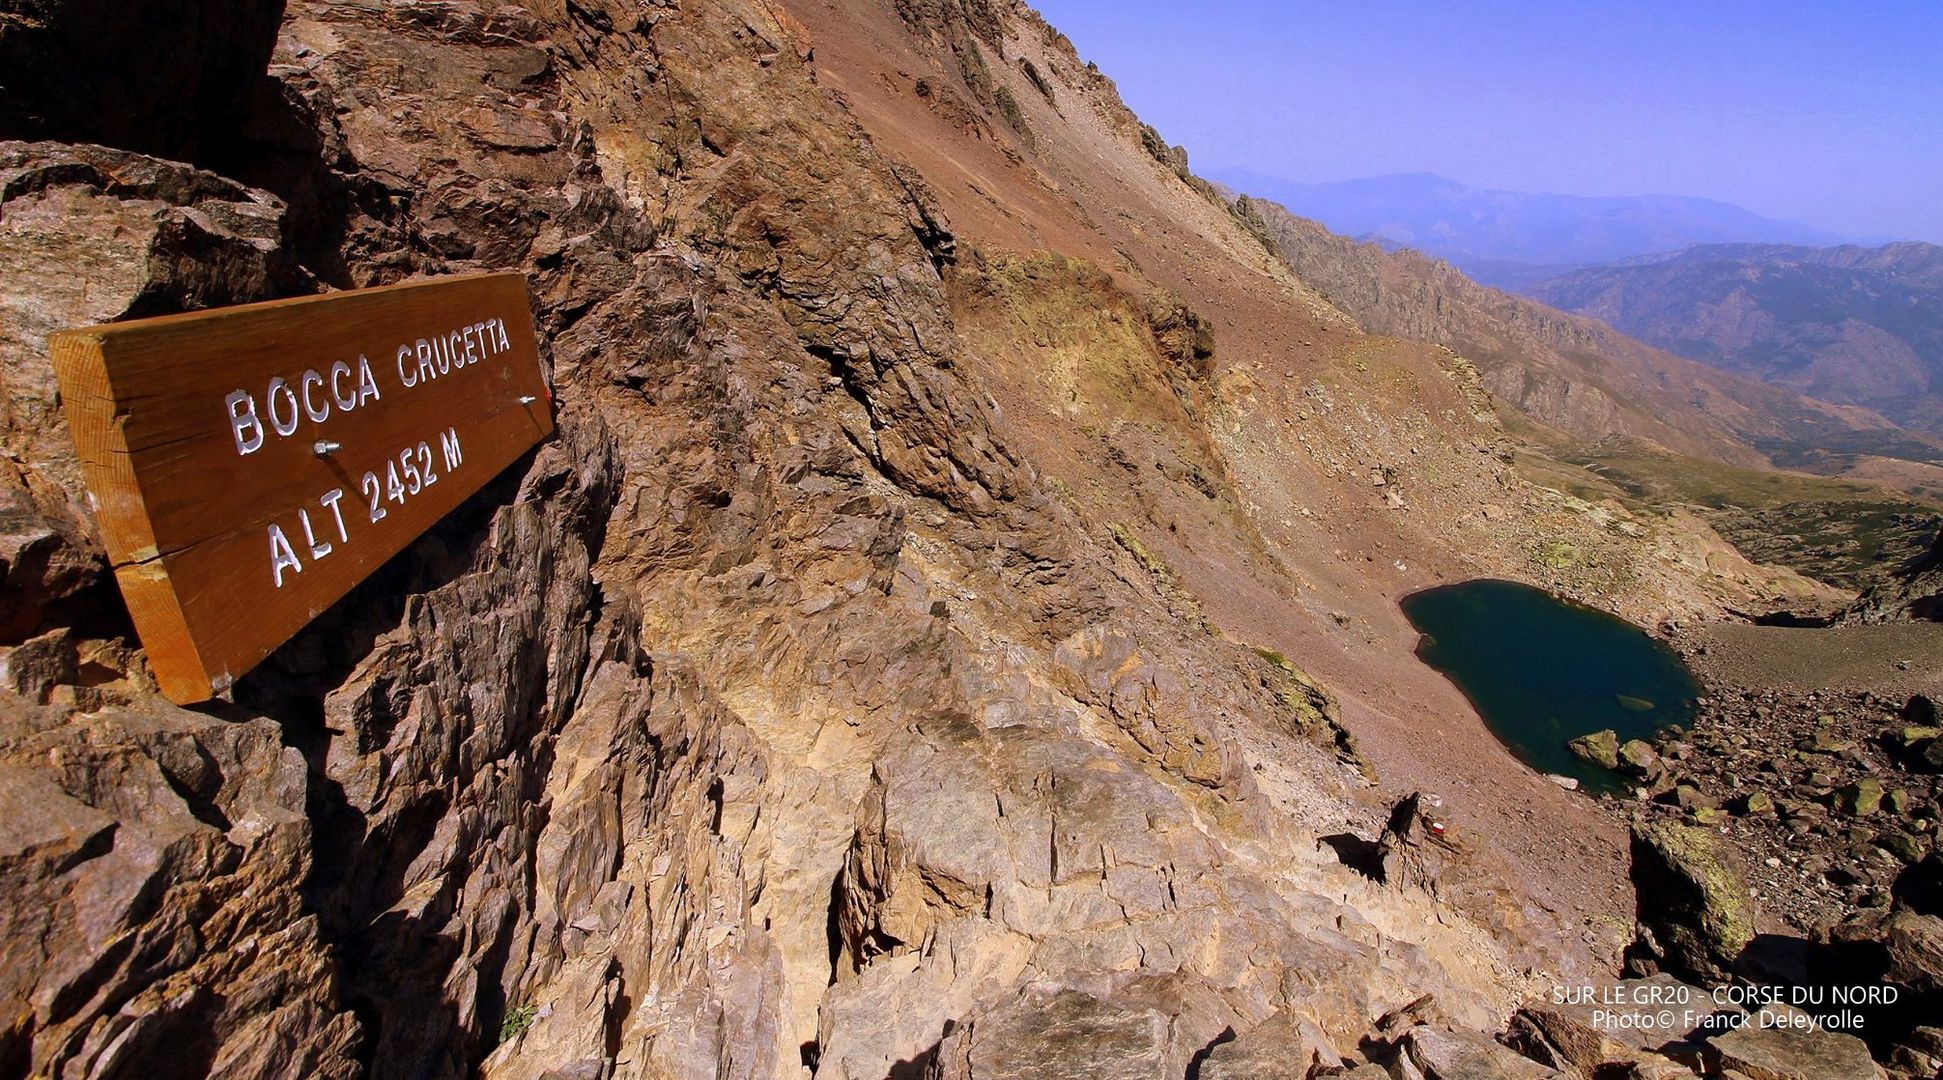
[1401, 579, 1703, 792]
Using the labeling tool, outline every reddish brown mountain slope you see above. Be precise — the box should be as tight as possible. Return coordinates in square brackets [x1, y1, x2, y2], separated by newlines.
[0, 1, 1850, 1077]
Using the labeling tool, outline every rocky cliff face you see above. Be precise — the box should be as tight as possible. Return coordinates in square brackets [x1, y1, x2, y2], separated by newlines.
[0, 2, 1546, 1077]
[0, 2, 1866, 1078]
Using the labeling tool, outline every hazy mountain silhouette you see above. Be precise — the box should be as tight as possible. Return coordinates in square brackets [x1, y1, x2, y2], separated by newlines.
[1214, 171, 1853, 283]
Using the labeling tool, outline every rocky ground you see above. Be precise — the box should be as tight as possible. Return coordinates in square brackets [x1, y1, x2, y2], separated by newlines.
[4, 1, 1939, 1079]
[1600, 686, 1940, 931]
[0, 1, 1705, 1077]
[1540, 616, 1943, 1078]
[1549, 603, 1943, 939]
[1653, 620, 1943, 932]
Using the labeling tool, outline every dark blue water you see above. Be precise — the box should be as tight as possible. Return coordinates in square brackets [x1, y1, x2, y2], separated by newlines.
[1400, 579, 1701, 791]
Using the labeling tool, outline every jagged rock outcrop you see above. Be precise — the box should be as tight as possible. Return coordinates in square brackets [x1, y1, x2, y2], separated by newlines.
[1505, 974, 1736, 1076]
[0, 1, 1597, 1077]
[1395, 1025, 1561, 1080]
[0, 697, 361, 1078]
[1194, 1011, 1342, 1079]
[1706, 1025, 1884, 1080]
[0, 142, 307, 638]
[926, 988, 1173, 1080]
[1627, 821, 1757, 984]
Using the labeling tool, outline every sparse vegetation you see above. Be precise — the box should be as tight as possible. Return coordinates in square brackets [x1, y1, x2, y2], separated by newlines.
[1533, 538, 1582, 571]
[1250, 647, 1370, 775]
[1143, 292, 1216, 377]
[992, 85, 1031, 142]
[1520, 446, 1943, 589]
[1108, 521, 1211, 632]
[1137, 122, 1172, 165]
[1108, 521, 1176, 586]
[1019, 57, 1054, 103]
[953, 37, 996, 100]
[498, 1003, 538, 1045]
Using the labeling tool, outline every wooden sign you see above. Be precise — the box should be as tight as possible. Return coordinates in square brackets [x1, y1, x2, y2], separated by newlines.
[50, 272, 554, 704]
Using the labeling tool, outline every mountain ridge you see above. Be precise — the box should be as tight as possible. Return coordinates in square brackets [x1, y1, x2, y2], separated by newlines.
[1225, 193, 1925, 471]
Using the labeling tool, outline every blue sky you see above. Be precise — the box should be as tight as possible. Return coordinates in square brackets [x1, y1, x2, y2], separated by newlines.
[1031, 1, 1943, 242]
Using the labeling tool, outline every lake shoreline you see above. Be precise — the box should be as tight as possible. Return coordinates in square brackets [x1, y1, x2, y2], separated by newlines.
[1570, 618, 1942, 937]
[1402, 578, 1702, 790]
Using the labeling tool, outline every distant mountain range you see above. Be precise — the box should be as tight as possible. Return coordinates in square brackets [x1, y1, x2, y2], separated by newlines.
[1212, 171, 1855, 285]
[1228, 195, 1919, 469]
[1528, 242, 1943, 437]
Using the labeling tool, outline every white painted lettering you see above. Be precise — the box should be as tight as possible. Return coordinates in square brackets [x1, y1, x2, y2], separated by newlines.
[494, 318, 510, 351]
[269, 524, 302, 587]
[356, 355, 381, 406]
[399, 447, 421, 494]
[434, 332, 451, 375]
[226, 390, 265, 455]
[360, 472, 386, 522]
[299, 507, 331, 559]
[440, 426, 463, 471]
[397, 345, 417, 388]
[300, 369, 329, 423]
[320, 487, 349, 542]
[330, 360, 356, 411]
[415, 339, 435, 386]
[267, 377, 300, 437]
[462, 325, 479, 364]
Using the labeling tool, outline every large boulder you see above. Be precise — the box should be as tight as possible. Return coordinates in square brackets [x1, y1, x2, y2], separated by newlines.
[930, 989, 1170, 1080]
[0, 697, 363, 1077]
[0, 140, 304, 641]
[1396, 1026, 1560, 1080]
[1881, 910, 1943, 995]
[1629, 821, 1757, 982]
[1706, 1025, 1883, 1080]
[1196, 1011, 1341, 1080]
[1505, 974, 1736, 1072]
[1618, 739, 1666, 782]
[1833, 779, 1884, 817]
[1907, 695, 1940, 727]
[1884, 1026, 1943, 1078]
[1568, 728, 1620, 771]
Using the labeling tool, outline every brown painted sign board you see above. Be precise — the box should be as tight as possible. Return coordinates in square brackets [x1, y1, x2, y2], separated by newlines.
[50, 272, 553, 704]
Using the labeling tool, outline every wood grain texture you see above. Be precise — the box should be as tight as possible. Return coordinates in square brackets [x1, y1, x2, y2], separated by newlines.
[50, 272, 554, 703]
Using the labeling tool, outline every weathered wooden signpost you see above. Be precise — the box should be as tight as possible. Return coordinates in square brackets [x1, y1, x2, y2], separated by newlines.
[50, 272, 554, 704]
